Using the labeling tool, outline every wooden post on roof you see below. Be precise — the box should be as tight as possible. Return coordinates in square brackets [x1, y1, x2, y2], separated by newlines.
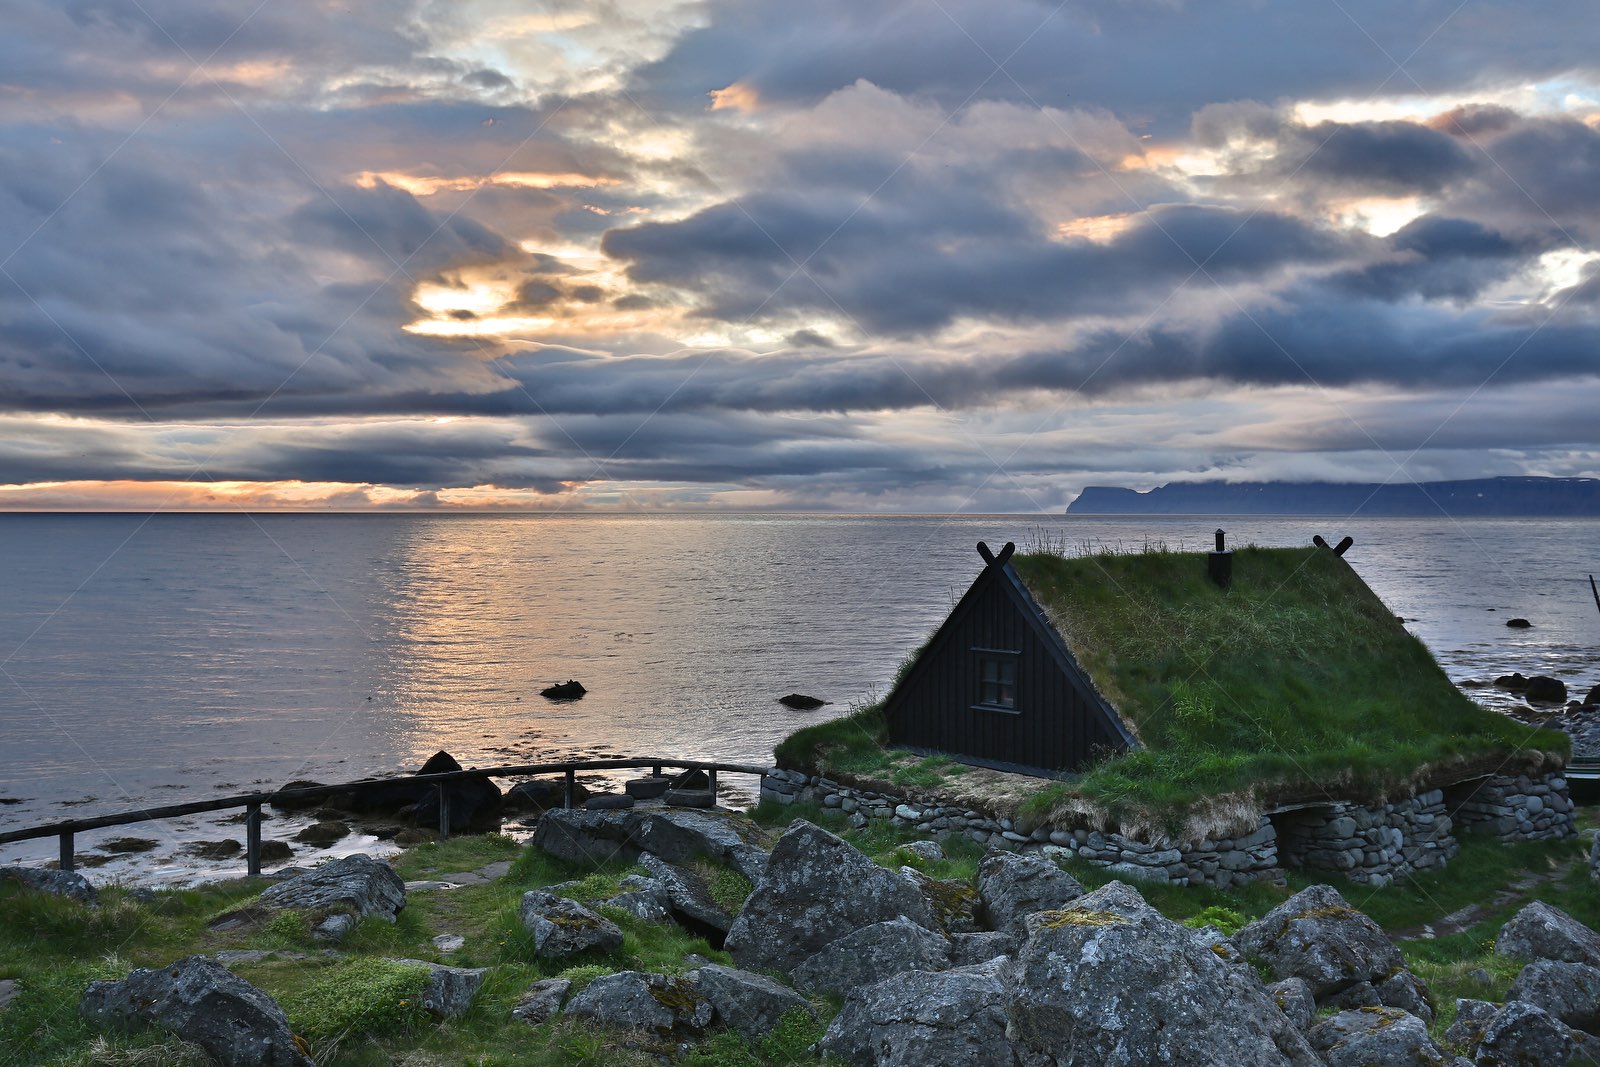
[1333, 536, 1353, 557]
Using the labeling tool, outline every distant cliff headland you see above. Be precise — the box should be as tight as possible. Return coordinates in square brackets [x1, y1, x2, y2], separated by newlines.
[1067, 476, 1600, 516]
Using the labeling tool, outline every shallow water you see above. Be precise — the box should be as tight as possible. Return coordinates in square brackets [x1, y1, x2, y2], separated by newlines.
[1, 513, 1595, 881]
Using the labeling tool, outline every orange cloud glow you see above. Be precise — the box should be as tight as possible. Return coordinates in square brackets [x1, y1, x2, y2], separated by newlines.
[354, 170, 621, 196]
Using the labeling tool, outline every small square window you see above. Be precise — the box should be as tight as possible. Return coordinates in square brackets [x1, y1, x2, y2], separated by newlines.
[979, 655, 1017, 709]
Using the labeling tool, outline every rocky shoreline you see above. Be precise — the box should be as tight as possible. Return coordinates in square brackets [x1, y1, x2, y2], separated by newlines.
[6, 801, 1600, 1065]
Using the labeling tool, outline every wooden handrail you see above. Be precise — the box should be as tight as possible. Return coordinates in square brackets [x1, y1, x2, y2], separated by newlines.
[0, 757, 773, 875]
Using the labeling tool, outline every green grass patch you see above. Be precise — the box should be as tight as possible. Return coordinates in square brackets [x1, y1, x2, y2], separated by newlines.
[1005, 546, 1567, 826]
[772, 704, 889, 777]
[280, 956, 431, 1048]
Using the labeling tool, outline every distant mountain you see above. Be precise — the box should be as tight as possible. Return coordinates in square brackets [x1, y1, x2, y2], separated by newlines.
[1067, 477, 1600, 516]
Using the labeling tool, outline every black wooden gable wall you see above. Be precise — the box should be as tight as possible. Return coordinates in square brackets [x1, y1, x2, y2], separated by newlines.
[883, 543, 1136, 776]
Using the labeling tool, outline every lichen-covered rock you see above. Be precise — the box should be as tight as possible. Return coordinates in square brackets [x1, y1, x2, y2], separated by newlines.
[1375, 970, 1434, 1025]
[1008, 881, 1321, 1067]
[533, 807, 772, 882]
[386, 959, 487, 1020]
[1442, 998, 1497, 1054]
[519, 890, 624, 960]
[949, 930, 1018, 967]
[792, 916, 951, 996]
[1474, 1001, 1574, 1066]
[511, 978, 570, 1026]
[901, 866, 980, 934]
[561, 970, 712, 1038]
[1506, 958, 1600, 1032]
[608, 875, 672, 923]
[693, 963, 814, 1040]
[1269, 977, 1317, 1030]
[258, 854, 406, 922]
[724, 821, 937, 976]
[0, 865, 98, 905]
[79, 956, 312, 1067]
[1495, 900, 1600, 967]
[1234, 884, 1405, 996]
[818, 957, 1018, 1067]
[974, 851, 1083, 934]
[1305, 1007, 1453, 1066]
[638, 852, 734, 938]
[1323, 981, 1382, 1012]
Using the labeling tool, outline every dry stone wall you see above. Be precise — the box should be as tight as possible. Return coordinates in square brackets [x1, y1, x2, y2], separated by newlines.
[762, 766, 1576, 887]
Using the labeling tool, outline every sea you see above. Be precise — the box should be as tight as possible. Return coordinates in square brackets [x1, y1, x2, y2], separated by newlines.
[1, 513, 1595, 881]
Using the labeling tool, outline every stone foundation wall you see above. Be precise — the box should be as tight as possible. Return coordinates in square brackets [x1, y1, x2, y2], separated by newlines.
[1272, 790, 1459, 888]
[762, 766, 1577, 888]
[759, 768, 1277, 888]
[1448, 773, 1576, 842]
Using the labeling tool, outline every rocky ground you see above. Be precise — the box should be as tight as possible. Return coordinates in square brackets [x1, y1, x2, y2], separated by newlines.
[5, 797, 1600, 1066]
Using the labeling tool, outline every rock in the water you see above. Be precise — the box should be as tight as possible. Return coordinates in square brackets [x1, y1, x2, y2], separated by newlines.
[901, 866, 980, 935]
[387, 959, 487, 1020]
[293, 820, 350, 845]
[1269, 977, 1317, 1030]
[1496, 672, 1531, 689]
[561, 970, 711, 1038]
[1305, 1007, 1453, 1066]
[79, 955, 312, 1067]
[1525, 676, 1568, 703]
[693, 963, 814, 1040]
[1586, 682, 1600, 706]
[724, 820, 938, 976]
[818, 958, 1017, 1067]
[511, 978, 570, 1026]
[185, 840, 242, 860]
[1234, 883, 1405, 997]
[1474, 1001, 1574, 1066]
[258, 854, 406, 922]
[1009, 881, 1322, 1067]
[259, 841, 294, 863]
[504, 778, 589, 812]
[975, 850, 1084, 934]
[1496, 900, 1600, 966]
[533, 807, 772, 883]
[1506, 618, 1533, 629]
[778, 693, 828, 710]
[791, 916, 951, 996]
[519, 890, 623, 960]
[409, 751, 503, 833]
[540, 679, 586, 700]
[101, 837, 160, 854]
[0, 865, 98, 905]
[1507, 958, 1600, 1032]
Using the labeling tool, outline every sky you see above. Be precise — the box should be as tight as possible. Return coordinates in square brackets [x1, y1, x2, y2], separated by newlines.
[1, 0, 1598, 512]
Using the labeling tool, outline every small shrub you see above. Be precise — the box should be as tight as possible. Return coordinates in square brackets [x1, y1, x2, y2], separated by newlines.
[759, 1008, 828, 1061]
[1182, 906, 1248, 936]
[281, 957, 430, 1046]
[555, 963, 615, 994]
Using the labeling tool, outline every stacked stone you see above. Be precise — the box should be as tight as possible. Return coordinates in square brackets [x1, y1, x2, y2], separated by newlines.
[1275, 791, 1459, 887]
[758, 769, 1280, 887]
[1451, 772, 1576, 842]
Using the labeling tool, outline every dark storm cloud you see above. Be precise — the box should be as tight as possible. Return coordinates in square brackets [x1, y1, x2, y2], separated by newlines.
[1328, 216, 1561, 303]
[604, 200, 1359, 334]
[1281, 121, 1476, 194]
[635, 0, 1600, 130]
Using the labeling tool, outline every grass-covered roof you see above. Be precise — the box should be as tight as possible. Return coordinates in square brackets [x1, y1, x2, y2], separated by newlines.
[778, 544, 1568, 833]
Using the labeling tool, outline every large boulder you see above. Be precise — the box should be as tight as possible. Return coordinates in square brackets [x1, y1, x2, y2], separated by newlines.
[637, 852, 735, 942]
[1474, 1001, 1574, 1066]
[534, 807, 771, 883]
[345, 751, 501, 831]
[1008, 881, 1322, 1067]
[80, 956, 312, 1067]
[1305, 1008, 1452, 1066]
[791, 917, 951, 996]
[1507, 958, 1600, 1032]
[723, 821, 938, 976]
[1495, 901, 1600, 967]
[562, 970, 712, 1038]
[511, 978, 570, 1026]
[0, 865, 97, 905]
[1524, 676, 1568, 703]
[1269, 977, 1316, 1030]
[974, 851, 1083, 934]
[949, 930, 1018, 968]
[257, 854, 406, 922]
[1234, 884, 1405, 997]
[901, 866, 980, 934]
[519, 891, 624, 960]
[1444, 998, 1498, 1053]
[385, 959, 487, 1020]
[693, 963, 815, 1040]
[818, 958, 1019, 1067]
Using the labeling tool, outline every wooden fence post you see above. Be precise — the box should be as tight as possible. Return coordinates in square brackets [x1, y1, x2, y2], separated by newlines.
[245, 804, 262, 877]
[563, 770, 576, 809]
[437, 784, 451, 841]
[59, 831, 74, 872]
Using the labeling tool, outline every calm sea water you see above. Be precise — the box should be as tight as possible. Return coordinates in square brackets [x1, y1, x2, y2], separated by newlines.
[2, 513, 1595, 878]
